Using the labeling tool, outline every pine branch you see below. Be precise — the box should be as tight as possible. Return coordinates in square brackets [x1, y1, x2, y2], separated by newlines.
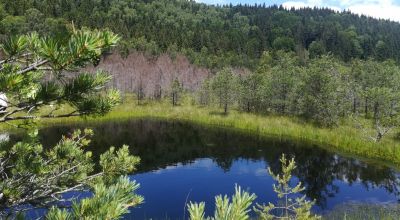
[16, 59, 48, 74]
[0, 111, 85, 122]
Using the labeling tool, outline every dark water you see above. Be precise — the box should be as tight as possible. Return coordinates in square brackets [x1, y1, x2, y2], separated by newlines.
[10, 119, 400, 219]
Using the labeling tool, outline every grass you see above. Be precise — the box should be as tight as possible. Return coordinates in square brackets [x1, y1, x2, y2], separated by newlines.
[2, 96, 400, 168]
[323, 203, 400, 220]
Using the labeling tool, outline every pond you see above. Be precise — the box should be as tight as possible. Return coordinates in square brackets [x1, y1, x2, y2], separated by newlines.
[10, 119, 400, 219]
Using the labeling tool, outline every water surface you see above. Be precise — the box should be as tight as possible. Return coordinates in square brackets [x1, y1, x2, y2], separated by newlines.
[11, 119, 400, 219]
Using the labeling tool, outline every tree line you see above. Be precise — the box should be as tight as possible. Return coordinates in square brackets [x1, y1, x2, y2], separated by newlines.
[1, 0, 400, 68]
[185, 51, 400, 142]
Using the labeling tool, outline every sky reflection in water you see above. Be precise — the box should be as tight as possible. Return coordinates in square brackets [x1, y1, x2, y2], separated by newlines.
[14, 119, 400, 219]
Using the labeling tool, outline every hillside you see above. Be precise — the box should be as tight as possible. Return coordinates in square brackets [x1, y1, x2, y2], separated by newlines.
[2, 0, 400, 69]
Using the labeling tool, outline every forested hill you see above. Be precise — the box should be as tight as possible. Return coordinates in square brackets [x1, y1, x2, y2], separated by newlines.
[1, 0, 400, 68]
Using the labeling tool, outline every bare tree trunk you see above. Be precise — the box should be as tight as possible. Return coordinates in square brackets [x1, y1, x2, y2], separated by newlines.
[373, 102, 379, 120]
[224, 102, 228, 114]
[154, 84, 162, 100]
[354, 117, 391, 142]
[172, 92, 176, 106]
[353, 97, 357, 113]
[281, 88, 287, 114]
[376, 132, 383, 142]
[137, 83, 143, 105]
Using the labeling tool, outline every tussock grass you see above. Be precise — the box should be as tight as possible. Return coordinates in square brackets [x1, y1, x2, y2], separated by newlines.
[2, 97, 400, 168]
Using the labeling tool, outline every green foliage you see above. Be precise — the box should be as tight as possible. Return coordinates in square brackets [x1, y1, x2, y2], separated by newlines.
[349, 59, 400, 141]
[0, 28, 121, 125]
[198, 50, 400, 141]
[198, 78, 212, 106]
[0, 3, 6, 21]
[272, 37, 295, 52]
[46, 177, 143, 220]
[2, 1, 400, 67]
[210, 68, 239, 114]
[375, 41, 388, 61]
[238, 70, 264, 112]
[1, 34, 28, 57]
[308, 41, 326, 59]
[254, 154, 320, 220]
[300, 55, 344, 126]
[170, 77, 183, 106]
[129, 36, 161, 57]
[0, 129, 143, 217]
[337, 27, 363, 61]
[0, 15, 27, 35]
[38, 28, 119, 70]
[0, 27, 143, 219]
[187, 155, 319, 220]
[324, 203, 400, 220]
[100, 145, 140, 184]
[188, 185, 256, 220]
[260, 51, 301, 114]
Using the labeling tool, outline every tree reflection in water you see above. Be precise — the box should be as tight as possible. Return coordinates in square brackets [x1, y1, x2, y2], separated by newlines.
[10, 119, 400, 209]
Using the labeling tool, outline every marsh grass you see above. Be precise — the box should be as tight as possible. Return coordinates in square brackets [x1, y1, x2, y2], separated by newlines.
[323, 203, 400, 220]
[2, 95, 400, 168]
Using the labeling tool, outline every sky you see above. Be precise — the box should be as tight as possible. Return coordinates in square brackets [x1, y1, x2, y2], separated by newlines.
[196, 0, 400, 22]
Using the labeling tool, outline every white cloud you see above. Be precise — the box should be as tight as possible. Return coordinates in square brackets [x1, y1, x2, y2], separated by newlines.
[254, 168, 268, 177]
[282, 0, 400, 22]
[282, 1, 309, 8]
[308, 0, 323, 5]
[347, 0, 400, 22]
[195, 0, 230, 5]
[197, 0, 400, 22]
[282, 0, 341, 11]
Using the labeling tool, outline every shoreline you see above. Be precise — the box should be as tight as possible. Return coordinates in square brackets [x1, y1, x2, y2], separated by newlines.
[3, 100, 399, 169]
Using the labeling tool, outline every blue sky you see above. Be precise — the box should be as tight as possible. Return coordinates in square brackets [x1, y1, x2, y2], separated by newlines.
[197, 0, 400, 22]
